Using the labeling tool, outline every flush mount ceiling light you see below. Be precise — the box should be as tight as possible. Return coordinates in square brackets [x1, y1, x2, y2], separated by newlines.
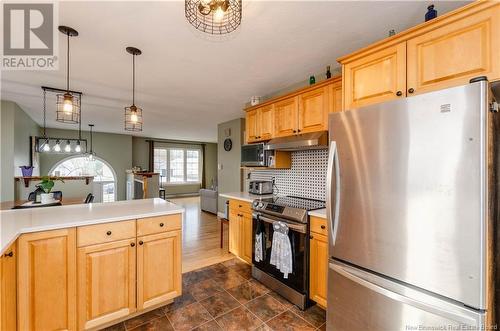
[185, 0, 242, 35]
[124, 47, 143, 132]
[56, 26, 80, 124]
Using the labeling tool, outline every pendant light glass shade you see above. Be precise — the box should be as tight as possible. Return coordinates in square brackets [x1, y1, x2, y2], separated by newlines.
[124, 104, 143, 131]
[124, 47, 143, 132]
[56, 26, 80, 124]
[56, 92, 81, 123]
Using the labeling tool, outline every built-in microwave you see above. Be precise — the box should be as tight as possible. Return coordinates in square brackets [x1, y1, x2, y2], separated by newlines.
[241, 143, 266, 167]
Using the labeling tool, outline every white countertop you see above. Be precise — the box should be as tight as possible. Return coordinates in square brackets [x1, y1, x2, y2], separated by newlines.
[219, 192, 274, 203]
[0, 198, 184, 255]
[309, 208, 326, 218]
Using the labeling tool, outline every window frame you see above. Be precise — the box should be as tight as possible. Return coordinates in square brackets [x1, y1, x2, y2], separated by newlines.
[154, 147, 203, 185]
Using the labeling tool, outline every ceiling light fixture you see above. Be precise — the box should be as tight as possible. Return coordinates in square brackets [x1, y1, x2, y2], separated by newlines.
[185, 0, 242, 35]
[56, 26, 81, 124]
[124, 47, 143, 132]
[86, 124, 96, 161]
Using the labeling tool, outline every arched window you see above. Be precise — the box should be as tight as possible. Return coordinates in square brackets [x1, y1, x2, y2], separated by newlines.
[50, 156, 117, 202]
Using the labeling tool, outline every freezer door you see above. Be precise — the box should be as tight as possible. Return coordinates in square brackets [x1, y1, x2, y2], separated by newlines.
[327, 82, 489, 309]
[327, 261, 486, 331]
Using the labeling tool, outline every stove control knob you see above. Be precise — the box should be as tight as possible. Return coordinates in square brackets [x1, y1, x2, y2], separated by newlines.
[258, 202, 264, 208]
[253, 201, 259, 208]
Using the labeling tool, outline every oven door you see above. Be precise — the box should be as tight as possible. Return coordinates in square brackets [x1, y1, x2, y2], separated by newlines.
[252, 213, 309, 293]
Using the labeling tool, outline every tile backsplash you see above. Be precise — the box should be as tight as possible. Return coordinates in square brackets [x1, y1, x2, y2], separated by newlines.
[245, 149, 328, 201]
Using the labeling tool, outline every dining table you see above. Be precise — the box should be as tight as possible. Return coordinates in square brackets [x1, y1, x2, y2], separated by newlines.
[0, 198, 87, 211]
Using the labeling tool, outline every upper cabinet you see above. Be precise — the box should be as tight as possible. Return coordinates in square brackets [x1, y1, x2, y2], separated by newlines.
[245, 76, 342, 143]
[406, 5, 500, 95]
[343, 42, 406, 109]
[339, 1, 500, 110]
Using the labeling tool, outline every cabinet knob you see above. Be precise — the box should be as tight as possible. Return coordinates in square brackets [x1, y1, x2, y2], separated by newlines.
[130, 242, 135, 247]
[293, 130, 297, 133]
[408, 88, 415, 94]
[106, 231, 112, 236]
[396, 91, 402, 96]
[159, 223, 164, 227]
[321, 225, 326, 229]
[4, 251, 13, 258]
[297, 129, 301, 133]
[139, 240, 144, 245]
[309, 235, 314, 239]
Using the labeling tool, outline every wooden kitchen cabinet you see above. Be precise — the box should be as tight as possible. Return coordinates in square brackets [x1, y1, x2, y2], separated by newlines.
[329, 78, 343, 113]
[342, 42, 407, 110]
[406, 5, 500, 95]
[228, 199, 253, 264]
[309, 216, 328, 309]
[274, 96, 299, 137]
[339, 2, 500, 110]
[246, 104, 275, 143]
[1, 244, 16, 331]
[137, 231, 182, 310]
[77, 238, 137, 330]
[18, 228, 77, 331]
[298, 86, 329, 133]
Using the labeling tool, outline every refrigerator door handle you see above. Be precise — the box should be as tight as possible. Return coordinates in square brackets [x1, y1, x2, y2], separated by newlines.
[326, 141, 340, 245]
[330, 261, 483, 326]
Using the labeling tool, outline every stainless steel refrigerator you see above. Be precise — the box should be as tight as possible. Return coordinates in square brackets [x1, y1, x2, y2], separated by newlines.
[326, 79, 499, 330]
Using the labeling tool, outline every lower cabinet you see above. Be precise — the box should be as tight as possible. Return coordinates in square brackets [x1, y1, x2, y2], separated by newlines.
[228, 199, 253, 264]
[1, 244, 17, 331]
[137, 231, 182, 310]
[309, 216, 328, 309]
[17, 228, 77, 331]
[77, 238, 137, 330]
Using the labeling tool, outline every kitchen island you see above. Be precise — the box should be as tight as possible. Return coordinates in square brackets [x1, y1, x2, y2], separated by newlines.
[0, 198, 184, 331]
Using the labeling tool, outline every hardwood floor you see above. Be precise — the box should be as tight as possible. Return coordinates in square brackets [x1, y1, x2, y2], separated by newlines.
[169, 197, 234, 273]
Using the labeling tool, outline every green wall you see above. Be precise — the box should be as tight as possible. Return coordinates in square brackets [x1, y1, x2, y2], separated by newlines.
[217, 118, 244, 213]
[1, 101, 40, 202]
[204, 143, 218, 189]
[39, 128, 133, 201]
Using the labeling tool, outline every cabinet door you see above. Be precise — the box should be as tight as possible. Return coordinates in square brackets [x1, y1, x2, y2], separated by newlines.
[229, 210, 241, 257]
[137, 231, 182, 310]
[18, 229, 77, 331]
[274, 97, 299, 137]
[407, 6, 500, 95]
[258, 104, 275, 141]
[1, 244, 16, 331]
[246, 109, 259, 143]
[330, 81, 343, 113]
[77, 238, 136, 330]
[309, 233, 328, 309]
[343, 42, 406, 110]
[298, 86, 329, 133]
[240, 213, 253, 264]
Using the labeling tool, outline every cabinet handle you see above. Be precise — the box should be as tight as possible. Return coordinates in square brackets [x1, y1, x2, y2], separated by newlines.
[130, 242, 135, 247]
[408, 88, 415, 94]
[139, 240, 144, 245]
[239, 205, 242, 208]
[106, 231, 112, 236]
[396, 91, 402, 96]
[159, 223, 164, 227]
[293, 130, 297, 133]
[321, 225, 326, 229]
[4, 251, 13, 258]
[297, 129, 301, 133]
[309, 235, 314, 239]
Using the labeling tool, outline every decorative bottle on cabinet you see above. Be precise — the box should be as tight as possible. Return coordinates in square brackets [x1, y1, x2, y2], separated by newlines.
[425, 5, 437, 21]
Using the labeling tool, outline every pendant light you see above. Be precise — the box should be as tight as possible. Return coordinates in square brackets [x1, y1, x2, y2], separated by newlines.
[86, 124, 96, 161]
[56, 26, 81, 124]
[124, 47, 143, 132]
[185, 0, 242, 35]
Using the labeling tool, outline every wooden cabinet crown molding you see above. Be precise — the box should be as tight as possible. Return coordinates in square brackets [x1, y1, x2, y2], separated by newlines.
[337, 1, 499, 64]
[244, 75, 341, 112]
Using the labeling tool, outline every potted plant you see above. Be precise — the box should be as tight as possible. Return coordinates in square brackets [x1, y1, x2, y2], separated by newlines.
[36, 176, 64, 204]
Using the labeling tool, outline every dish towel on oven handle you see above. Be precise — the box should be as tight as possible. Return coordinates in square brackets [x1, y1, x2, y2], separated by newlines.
[269, 221, 293, 279]
[254, 217, 264, 262]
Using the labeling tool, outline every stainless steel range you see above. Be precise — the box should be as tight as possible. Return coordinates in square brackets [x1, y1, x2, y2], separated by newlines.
[251, 196, 325, 309]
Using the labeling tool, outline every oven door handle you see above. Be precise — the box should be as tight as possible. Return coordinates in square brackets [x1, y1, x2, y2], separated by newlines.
[256, 214, 307, 234]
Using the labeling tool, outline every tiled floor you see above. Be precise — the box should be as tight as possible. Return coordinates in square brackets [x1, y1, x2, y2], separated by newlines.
[106, 258, 326, 331]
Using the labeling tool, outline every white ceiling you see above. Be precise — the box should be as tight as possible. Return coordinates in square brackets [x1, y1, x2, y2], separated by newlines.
[1, 1, 469, 143]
